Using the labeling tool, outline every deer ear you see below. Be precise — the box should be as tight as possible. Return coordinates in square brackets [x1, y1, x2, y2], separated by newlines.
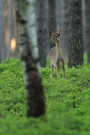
[49, 31, 53, 36]
[58, 30, 61, 36]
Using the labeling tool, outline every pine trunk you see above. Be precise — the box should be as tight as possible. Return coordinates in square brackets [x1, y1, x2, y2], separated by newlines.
[48, 0, 57, 49]
[84, 0, 90, 64]
[0, 0, 6, 62]
[68, 0, 83, 67]
[36, 0, 48, 67]
[57, 0, 70, 54]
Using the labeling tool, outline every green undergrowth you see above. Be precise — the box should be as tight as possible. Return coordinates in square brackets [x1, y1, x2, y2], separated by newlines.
[0, 58, 90, 135]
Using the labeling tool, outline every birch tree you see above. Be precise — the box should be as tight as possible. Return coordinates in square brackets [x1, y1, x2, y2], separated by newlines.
[14, 0, 45, 117]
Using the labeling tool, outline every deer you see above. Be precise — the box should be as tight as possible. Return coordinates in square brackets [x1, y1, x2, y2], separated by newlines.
[49, 30, 66, 78]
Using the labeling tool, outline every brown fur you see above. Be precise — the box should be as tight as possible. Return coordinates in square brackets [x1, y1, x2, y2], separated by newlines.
[49, 30, 66, 78]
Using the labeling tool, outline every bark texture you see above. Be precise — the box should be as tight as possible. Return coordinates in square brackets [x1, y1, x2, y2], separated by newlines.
[0, 0, 6, 62]
[48, 0, 57, 49]
[68, 0, 83, 67]
[56, 0, 70, 54]
[84, 0, 90, 64]
[36, 0, 48, 67]
[14, 0, 45, 117]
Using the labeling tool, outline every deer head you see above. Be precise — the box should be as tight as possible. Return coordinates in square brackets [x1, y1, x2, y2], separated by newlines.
[49, 30, 61, 43]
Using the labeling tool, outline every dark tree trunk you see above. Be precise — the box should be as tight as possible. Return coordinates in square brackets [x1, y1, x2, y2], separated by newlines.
[84, 0, 90, 64]
[82, 0, 86, 52]
[36, 0, 48, 67]
[56, 0, 70, 54]
[68, 0, 83, 67]
[8, 0, 14, 57]
[12, 1, 19, 58]
[14, 0, 45, 117]
[8, 0, 19, 58]
[4, 0, 19, 60]
[4, 0, 10, 58]
[0, 0, 6, 62]
[48, 0, 57, 49]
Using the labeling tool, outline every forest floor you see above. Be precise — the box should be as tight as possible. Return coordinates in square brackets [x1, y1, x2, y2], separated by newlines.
[0, 58, 90, 135]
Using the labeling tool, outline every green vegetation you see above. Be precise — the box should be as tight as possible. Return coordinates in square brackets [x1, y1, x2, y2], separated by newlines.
[0, 58, 90, 135]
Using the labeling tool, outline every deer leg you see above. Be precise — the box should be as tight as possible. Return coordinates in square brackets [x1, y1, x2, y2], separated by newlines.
[50, 65, 53, 78]
[56, 66, 60, 78]
[62, 64, 65, 78]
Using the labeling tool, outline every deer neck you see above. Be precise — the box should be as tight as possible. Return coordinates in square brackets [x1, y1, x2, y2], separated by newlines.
[55, 41, 62, 58]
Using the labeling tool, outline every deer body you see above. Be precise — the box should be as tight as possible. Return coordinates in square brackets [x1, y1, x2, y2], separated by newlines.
[49, 30, 66, 78]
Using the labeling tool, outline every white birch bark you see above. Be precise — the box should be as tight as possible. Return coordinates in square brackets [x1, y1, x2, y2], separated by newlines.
[14, 0, 45, 117]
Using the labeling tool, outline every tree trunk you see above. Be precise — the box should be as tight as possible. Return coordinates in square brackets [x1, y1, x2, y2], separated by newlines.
[82, 0, 86, 52]
[56, 0, 70, 54]
[7, 0, 19, 58]
[48, 0, 57, 49]
[68, 0, 83, 67]
[4, 0, 19, 60]
[14, 0, 45, 117]
[36, 0, 48, 67]
[4, 0, 10, 58]
[8, 0, 14, 57]
[84, 0, 90, 64]
[0, 0, 6, 62]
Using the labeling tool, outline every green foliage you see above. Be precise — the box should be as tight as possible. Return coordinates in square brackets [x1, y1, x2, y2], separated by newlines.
[0, 58, 90, 135]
